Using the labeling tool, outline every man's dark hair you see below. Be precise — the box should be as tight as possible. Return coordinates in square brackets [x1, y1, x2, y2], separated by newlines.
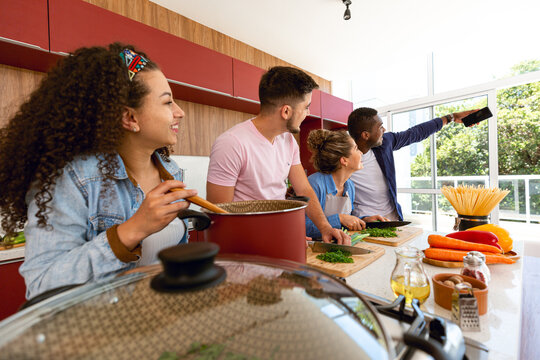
[259, 66, 318, 113]
[347, 107, 379, 141]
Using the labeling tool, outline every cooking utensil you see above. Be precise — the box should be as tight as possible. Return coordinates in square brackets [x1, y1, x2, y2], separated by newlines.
[0, 243, 398, 359]
[170, 188, 229, 214]
[451, 283, 481, 332]
[365, 221, 411, 228]
[201, 200, 308, 263]
[307, 241, 373, 255]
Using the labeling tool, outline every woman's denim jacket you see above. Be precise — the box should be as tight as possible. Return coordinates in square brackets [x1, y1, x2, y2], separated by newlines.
[20, 153, 187, 299]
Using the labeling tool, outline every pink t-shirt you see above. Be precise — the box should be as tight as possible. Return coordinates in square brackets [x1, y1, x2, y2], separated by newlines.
[207, 119, 301, 201]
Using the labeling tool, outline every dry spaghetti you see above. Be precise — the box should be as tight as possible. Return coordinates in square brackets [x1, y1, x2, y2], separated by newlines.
[441, 185, 509, 216]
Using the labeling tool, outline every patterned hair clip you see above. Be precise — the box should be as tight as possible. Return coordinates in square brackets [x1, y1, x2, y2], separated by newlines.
[119, 49, 148, 81]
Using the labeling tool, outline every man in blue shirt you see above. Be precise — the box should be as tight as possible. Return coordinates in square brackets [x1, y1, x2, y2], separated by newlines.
[347, 107, 476, 220]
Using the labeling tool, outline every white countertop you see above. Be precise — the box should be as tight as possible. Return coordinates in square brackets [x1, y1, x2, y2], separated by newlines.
[346, 231, 523, 360]
[0, 246, 25, 263]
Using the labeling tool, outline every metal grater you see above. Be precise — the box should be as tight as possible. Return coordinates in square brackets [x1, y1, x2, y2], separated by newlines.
[451, 284, 481, 332]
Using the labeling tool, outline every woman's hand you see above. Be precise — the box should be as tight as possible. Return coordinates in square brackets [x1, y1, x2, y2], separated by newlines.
[117, 180, 197, 250]
[362, 214, 390, 223]
[339, 214, 366, 231]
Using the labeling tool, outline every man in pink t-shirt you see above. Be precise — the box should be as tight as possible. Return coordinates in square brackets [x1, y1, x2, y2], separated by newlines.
[207, 66, 349, 245]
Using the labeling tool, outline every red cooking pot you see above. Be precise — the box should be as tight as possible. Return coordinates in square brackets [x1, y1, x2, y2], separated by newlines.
[179, 200, 308, 263]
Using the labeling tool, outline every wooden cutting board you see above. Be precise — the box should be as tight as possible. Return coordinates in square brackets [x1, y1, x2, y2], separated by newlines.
[350, 226, 423, 247]
[423, 251, 520, 268]
[0, 243, 25, 251]
[306, 243, 385, 277]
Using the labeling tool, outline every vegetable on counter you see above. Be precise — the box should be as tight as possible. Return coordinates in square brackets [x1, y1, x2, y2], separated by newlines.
[428, 234, 502, 254]
[358, 227, 398, 238]
[424, 248, 515, 264]
[342, 228, 369, 245]
[446, 230, 502, 251]
[316, 249, 354, 263]
[466, 224, 513, 253]
[0, 231, 25, 248]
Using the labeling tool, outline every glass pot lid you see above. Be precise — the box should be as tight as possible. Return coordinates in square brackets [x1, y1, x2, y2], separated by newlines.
[0, 243, 394, 359]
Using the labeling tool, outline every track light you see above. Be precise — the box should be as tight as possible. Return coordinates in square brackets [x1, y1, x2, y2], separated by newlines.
[342, 0, 351, 20]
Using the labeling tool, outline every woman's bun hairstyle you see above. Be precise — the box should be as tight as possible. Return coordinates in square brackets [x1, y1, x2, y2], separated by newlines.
[307, 129, 352, 173]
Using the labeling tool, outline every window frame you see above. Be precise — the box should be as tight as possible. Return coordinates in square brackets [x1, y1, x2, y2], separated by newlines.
[376, 70, 540, 230]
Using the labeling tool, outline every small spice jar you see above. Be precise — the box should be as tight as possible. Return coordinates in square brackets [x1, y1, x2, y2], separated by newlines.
[461, 251, 491, 285]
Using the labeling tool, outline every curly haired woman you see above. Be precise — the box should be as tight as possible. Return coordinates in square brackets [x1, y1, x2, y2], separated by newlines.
[0, 43, 198, 299]
[305, 129, 387, 238]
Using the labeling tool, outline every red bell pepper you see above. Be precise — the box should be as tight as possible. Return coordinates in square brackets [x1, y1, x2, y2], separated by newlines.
[445, 230, 502, 250]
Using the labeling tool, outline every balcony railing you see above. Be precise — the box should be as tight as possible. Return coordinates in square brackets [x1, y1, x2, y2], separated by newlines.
[400, 175, 540, 224]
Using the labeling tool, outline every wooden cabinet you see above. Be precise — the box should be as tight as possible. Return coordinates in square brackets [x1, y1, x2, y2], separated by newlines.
[0, 0, 354, 158]
[48, 0, 234, 97]
[0, 0, 49, 49]
[321, 92, 353, 125]
[0, 260, 26, 321]
[0, 0, 58, 73]
[232, 59, 265, 103]
[308, 89, 322, 118]
[299, 117, 323, 175]
[299, 91, 352, 175]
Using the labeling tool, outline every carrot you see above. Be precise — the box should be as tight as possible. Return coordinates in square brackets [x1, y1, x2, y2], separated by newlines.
[428, 234, 502, 254]
[424, 248, 515, 264]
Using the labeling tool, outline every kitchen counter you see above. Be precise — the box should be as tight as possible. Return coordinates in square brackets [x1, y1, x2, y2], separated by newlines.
[346, 231, 523, 360]
[0, 246, 25, 263]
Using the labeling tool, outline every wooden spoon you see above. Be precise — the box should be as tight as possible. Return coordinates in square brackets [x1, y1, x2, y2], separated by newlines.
[170, 189, 229, 214]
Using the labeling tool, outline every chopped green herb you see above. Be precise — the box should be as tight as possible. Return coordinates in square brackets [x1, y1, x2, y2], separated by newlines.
[0, 231, 25, 246]
[359, 227, 398, 238]
[316, 249, 354, 263]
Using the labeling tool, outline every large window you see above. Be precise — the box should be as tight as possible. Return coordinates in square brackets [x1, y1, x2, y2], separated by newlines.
[379, 75, 540, 241]
[497, 81, 540, 236]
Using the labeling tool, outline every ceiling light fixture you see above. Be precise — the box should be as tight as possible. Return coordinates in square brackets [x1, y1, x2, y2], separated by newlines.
[342, 0, 352, 20]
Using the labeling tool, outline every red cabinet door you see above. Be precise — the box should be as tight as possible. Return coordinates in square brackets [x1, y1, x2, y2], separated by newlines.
[0, 260, 26, 321]
[308, 89, 322, 118]
[299, 117, 323, 175]
[321, 92, 353, 125]
[48, 0, 233, 96]
[0, 0, 49, 50]
[232, 59, 265, 103]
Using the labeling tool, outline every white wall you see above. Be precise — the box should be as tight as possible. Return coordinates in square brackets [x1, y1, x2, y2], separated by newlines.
[170, 155, 210, 210]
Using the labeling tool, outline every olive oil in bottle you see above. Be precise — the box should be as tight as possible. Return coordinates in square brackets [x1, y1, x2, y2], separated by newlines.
[391, 276, 430, 305]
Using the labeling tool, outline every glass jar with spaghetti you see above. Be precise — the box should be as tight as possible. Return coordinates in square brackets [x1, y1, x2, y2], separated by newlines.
[456, 214, 489, 231]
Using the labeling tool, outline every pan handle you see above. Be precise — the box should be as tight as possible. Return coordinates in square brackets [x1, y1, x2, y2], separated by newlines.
[402, 333, 453, 360]
[177, 209, 211, 231]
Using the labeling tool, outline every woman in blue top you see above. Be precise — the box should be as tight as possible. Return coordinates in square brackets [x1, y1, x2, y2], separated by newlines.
[0, 43, 198, 299]
[305, 129, 387, 238]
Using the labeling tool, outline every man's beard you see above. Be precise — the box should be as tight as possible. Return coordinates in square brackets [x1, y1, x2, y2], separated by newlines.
[369, 136, 383, 148]
[286, 118, 301, 134]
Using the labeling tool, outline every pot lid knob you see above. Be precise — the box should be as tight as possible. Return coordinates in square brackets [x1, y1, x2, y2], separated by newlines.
[151, 242, 226, 293]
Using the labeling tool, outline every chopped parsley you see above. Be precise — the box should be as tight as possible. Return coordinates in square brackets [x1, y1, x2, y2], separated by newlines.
[316, 249, 354, 263]
[359, 227, 398, 238]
